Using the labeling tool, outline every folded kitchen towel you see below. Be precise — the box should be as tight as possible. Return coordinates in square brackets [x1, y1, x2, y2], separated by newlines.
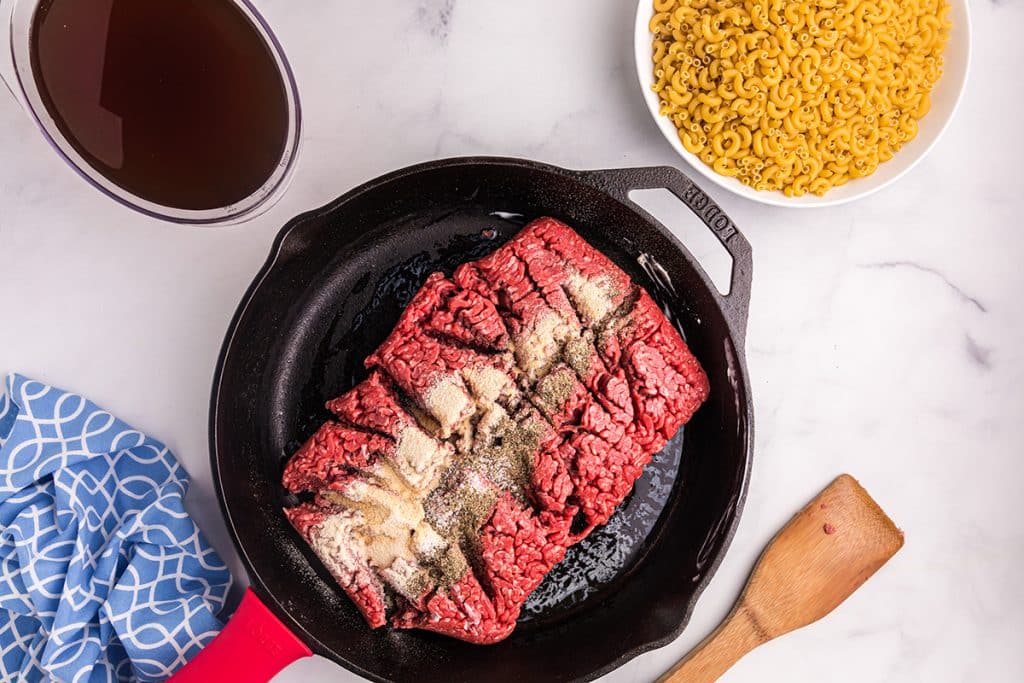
[0, 374, 231, 682]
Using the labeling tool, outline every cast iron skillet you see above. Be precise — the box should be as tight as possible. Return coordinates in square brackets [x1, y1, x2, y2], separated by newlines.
[171, 157, 753, 683]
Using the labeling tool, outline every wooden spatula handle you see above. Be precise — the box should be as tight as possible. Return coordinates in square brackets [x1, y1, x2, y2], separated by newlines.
[658, 604, 765, 683]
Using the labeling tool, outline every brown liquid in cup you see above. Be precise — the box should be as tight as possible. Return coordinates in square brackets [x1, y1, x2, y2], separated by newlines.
[31, 0, 290, 211]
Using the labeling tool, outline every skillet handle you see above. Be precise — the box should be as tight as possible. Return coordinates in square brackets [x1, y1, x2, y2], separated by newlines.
[168, 587, 312, 683]
[585, 166, 753, 343]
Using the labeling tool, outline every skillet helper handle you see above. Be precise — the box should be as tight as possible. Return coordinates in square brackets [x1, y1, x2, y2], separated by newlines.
[586, 166, 753, 343]
[168, 588, 312, 683]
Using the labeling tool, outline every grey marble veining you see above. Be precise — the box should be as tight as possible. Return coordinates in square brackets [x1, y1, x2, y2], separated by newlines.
[418, 0, 456, 41]
[859, 260, 988, 312]
[1, 1, 1022, 682]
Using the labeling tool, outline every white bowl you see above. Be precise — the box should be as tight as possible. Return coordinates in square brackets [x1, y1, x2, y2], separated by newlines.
[633, 0, 972, 208]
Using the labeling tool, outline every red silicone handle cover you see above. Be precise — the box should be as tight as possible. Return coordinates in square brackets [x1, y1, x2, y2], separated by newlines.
[168, 587, 312, 683]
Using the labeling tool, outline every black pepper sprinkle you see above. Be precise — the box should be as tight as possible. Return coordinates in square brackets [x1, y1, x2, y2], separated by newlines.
[536, 368, 576, 416]
[431, 544, 468, 590]
[563, 335, 593, 377]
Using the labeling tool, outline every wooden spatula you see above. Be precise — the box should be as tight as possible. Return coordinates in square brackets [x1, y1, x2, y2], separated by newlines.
[658, 474, 904, 683]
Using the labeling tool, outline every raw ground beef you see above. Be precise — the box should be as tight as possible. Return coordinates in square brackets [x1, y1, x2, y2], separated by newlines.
[282, 217, 709, 644]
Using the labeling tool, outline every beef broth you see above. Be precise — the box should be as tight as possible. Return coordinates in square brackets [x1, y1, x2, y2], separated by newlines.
[30, 0, 289, 211]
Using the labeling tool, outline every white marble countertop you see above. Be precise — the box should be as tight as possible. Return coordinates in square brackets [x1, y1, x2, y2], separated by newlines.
[1, 1, 1021, 681]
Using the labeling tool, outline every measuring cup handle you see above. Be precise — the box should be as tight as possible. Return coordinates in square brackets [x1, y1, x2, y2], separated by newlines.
[0, 0, 27, 108]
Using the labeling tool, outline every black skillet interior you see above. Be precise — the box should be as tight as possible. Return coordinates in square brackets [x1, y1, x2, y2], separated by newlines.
[211, 157, 753, 683]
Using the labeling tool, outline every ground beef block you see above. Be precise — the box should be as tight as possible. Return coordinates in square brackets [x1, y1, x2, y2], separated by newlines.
[281, 422, 389, 493]
[282, 218, 709, 645]
[392, 570, 505, 644]
[455, 245, 581, 383]
[325, 371, 454, 493]
[529, 217, 633, 322]
[528, 422, 576, 517]
[599, 289, 709, 451]
[366, 273, 518, 439]
[284, 502, 389, 628]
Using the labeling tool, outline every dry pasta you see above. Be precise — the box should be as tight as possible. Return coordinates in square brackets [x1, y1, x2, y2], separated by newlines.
[650, 0, 951, 196]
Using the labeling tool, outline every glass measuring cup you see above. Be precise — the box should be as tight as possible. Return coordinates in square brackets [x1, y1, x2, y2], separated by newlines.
[0, 0, 301, 225]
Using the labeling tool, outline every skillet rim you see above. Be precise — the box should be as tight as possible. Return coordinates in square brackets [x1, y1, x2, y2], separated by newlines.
[209, 155, 754, 682]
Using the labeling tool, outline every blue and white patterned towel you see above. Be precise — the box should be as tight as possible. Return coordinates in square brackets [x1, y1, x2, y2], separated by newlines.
[0, 374, 231, 683]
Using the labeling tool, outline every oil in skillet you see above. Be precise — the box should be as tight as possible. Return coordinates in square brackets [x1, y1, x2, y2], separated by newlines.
[30, 0, 289, 211]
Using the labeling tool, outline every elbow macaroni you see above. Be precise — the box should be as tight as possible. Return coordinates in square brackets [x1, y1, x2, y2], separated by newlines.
[650, 0, 951, 196]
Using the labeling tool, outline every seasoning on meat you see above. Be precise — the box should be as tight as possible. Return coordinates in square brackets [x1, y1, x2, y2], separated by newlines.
[282, 217, 709, 644]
